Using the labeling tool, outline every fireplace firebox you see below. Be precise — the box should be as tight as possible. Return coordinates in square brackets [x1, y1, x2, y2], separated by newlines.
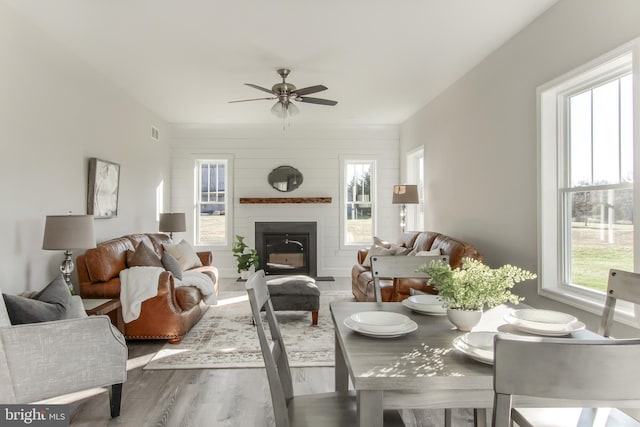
[255, 222, 317, 277]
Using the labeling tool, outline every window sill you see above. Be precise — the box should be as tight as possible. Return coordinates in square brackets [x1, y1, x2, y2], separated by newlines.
[539, 286, 639, 329]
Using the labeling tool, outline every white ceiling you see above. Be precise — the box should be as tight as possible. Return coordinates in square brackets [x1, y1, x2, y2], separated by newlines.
[5, 0, 558, 125]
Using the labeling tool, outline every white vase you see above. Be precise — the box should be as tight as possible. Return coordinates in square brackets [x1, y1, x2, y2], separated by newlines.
[239, 270, 250, 280]
[446, 308, 482, 331]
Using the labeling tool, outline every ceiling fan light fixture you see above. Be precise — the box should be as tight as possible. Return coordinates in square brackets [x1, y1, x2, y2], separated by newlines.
[271, 101, 299, 118]
[271, 101, 286, 118]
[287, 102, 299, 117]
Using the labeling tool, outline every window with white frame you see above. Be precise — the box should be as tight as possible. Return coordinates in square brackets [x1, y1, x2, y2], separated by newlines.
[539, 42, 638, 319]
[406, 148, 424, 231]
[196, 159, 228, 245]
[343, 160, 376, 245]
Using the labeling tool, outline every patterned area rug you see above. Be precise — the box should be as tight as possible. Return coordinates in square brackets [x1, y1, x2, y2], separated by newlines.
[144, 290, 355, 370]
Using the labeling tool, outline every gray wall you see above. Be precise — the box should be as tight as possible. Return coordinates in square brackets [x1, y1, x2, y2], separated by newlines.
[0, 2, 170, 294]
[399, 0, 640, 336]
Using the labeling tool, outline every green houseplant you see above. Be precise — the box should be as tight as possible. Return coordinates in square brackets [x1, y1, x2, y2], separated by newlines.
[416, 257, 536, 330]
[232, 235, 260, 279]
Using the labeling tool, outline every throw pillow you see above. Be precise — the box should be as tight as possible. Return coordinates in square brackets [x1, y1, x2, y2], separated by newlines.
[161, 252, 183, 280]
[363, 243, 412, 268]
[2, 275, 72, 325]
[373, 236, 392, 249]
[362, 244, 395, 268]
[127, 242, 163, 268]
[416, 248, 442, 256]
[389, 244, 412, 256]
[162, 239, 203, 271]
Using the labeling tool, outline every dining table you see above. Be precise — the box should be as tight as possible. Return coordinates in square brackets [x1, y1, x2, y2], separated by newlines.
[330, 301, 596, 427]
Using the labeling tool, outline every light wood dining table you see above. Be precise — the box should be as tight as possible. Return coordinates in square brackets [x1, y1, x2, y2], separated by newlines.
[330, 301, 596, 427]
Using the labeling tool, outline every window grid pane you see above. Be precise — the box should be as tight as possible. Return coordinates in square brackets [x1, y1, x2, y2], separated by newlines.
[345, 161, 373, 245]
[198, 161, 226, 245]
[565, 188, 633, 291]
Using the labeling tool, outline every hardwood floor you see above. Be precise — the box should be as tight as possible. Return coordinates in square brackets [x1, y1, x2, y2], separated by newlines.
[66, 277, 483, 426]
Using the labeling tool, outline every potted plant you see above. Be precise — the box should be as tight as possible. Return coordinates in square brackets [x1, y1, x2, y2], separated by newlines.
[416, 257, 536, 331]
[232, 235, 260, 279]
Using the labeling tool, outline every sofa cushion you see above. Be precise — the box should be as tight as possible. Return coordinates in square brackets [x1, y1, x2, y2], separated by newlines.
[127, 242, 163, 268]
[162, 240, 203, 271]
[2, 275, 73, 325]
[412, 232, 441, 252]
[161, 252, 183, 280]
[362, 244, 409, 268]
[397, 231, 421, 248]
[85, 237, 134, 283]
[431, 235, 469, 269]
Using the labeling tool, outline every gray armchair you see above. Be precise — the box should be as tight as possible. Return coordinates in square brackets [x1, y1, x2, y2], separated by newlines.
[0, 290, 127, 418]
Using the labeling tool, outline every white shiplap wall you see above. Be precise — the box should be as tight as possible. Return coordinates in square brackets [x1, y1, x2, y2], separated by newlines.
[170, 124, 400, 278]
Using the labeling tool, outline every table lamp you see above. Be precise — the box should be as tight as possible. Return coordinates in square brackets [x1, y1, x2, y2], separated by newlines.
[392, 185, 419, 233]
[42, 214, 96, 291]
[159, 212, 186, 240]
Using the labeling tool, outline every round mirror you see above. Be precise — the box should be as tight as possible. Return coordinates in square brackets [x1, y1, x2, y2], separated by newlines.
[268, 166, 303, 192]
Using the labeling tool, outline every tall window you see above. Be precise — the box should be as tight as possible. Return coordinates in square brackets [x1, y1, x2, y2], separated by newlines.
[564, 74, 633, 291]
[343, 160, 375, 245]
[197, 160, 228, 245]
[539, 44, 638, 317]
[406, 148, 424, 231]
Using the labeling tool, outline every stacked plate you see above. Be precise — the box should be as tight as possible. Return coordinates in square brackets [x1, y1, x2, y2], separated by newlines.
[504, 309, 585, 336]
[402, 294, 447, 315]
[452, 331, 496, 365]
[344, 311, 417, 338]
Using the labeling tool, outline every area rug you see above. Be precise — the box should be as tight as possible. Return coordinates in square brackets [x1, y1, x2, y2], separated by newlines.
[144, 290, 355, 370]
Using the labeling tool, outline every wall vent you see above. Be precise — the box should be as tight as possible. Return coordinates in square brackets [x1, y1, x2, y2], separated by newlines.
[151, 126, 160, 142]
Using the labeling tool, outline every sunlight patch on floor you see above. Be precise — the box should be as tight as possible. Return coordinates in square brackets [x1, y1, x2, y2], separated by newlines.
[216, 294, 248, 306]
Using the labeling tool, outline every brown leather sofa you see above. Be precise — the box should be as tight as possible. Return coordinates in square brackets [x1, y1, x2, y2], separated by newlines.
[77, 233, 219, 343]
[352, 231, 484, 302]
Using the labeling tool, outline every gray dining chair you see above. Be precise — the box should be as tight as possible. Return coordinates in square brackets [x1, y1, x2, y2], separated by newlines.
[492, 334, 640, 427]
[599, 269, 640, 337]
[370, 254, 448, 303]
[245, 270, 405, 427]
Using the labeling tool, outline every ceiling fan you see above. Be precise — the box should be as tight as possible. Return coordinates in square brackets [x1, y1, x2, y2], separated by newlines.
[229, 69, 338, 118]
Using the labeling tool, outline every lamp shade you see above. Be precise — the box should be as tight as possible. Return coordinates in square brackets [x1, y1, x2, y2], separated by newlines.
[42, 215, 96, 250]
[159, 213, 186, 233]
[392, 185, 419, 204]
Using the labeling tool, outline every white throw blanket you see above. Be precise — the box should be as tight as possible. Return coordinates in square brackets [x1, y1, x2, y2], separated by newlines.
[175, 271, 216, 304]
[119, 266, 164, 323]
[120, 267, 217, 322]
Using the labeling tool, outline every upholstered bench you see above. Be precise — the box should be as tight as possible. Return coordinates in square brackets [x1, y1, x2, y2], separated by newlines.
[266, 275, 321, 325]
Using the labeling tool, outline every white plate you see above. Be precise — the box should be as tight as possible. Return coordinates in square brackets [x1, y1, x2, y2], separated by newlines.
[505, 310, 585, 336]
[344, 317, 418, 338]
[350, 311, 412, 333]
[452, 334, 494, 365]
[461, 331, 496, 351]
[402, 298, 447, 316]
[509, 309, 576, 328]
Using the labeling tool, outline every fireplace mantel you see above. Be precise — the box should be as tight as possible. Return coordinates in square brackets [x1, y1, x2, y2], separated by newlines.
[240, 197, 331, 204]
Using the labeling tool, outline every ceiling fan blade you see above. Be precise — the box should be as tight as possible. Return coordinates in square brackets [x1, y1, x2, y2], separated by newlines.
[297, 96, 338, 106]
[245, 83, 276, 94]
[228, 97, 275, 103]
[293, 85, 327, 96]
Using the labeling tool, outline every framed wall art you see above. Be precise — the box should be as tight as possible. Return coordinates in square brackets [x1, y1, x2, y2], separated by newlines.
[87, 157, 120, 218]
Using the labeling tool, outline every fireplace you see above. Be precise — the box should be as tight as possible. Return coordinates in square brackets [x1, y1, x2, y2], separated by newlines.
[255, 222, 317, 277]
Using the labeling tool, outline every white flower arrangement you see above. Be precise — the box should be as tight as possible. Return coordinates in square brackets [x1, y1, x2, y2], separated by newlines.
[416, 257, 537, 311]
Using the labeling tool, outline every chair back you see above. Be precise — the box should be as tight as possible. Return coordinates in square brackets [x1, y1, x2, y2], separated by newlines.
[492, 334, 640, 427]
[245, 270, 293, 427]
[599, 269, 640, 337]
[370, 255, 448, 302]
